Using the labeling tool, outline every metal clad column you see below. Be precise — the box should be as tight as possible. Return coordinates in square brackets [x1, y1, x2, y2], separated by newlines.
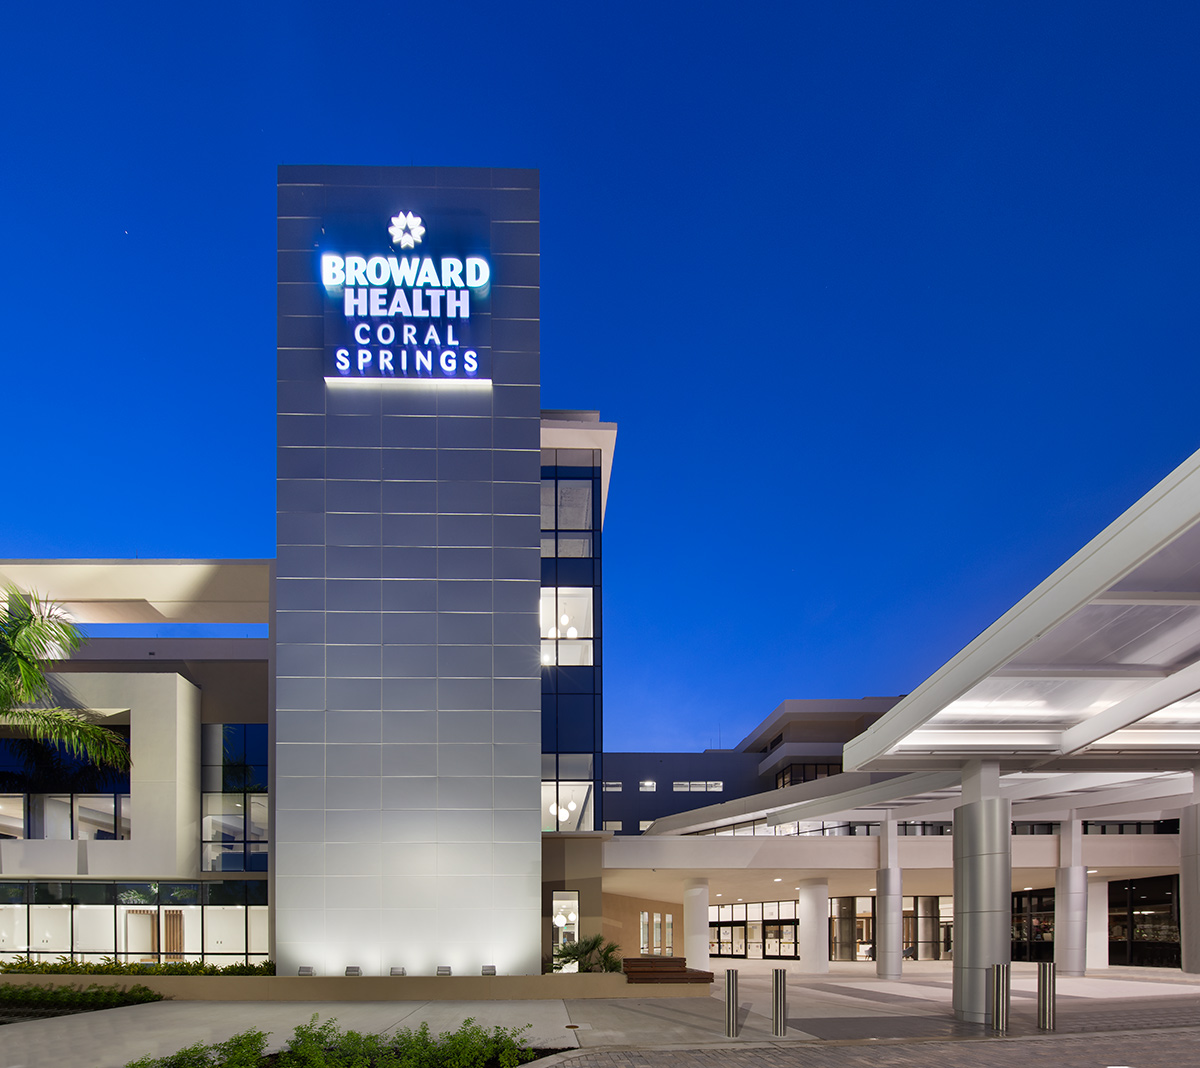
[1181, 802, 1200, 973]
[875, 818, 902, 978]
[875, 867, 903, 979]
[1054, 817, 1087, 976]
[1054, 865, 1088, 976]
[917, 896, 939, 960]
[1087, 876, 1109, 970]
[953, 794, 1012, 1023]
[796, 879, 829, 974]
[683, 877, 710, 975]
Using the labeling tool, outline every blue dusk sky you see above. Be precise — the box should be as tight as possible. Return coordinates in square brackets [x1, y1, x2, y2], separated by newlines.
[3, 3, 1198, 752]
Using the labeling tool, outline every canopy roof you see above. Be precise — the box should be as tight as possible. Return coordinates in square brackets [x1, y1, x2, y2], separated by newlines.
[844, 447, 1200, 776]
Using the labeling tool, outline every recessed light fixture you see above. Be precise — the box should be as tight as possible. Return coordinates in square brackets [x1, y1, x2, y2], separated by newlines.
[1087, 869, 1098, 874]
[715, 894, 722, 897]
[868, 887, 875, 892]
[1023, 887, 1033, 891]
[773, 878, 782, 882]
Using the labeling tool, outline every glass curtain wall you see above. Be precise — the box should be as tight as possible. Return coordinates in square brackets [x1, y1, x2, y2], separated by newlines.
[0, 881, 268, 964]
[708, 900, 798, 959]
[1108, 875, 1180, 967]
[200, 724, 269, 871]
[541, 449, 603, 831]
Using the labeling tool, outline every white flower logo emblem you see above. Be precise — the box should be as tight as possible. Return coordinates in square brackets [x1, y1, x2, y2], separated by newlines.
[389, 211, 425, 249]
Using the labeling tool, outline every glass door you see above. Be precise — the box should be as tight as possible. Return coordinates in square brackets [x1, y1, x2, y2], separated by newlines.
[763, 921, 798, 958]
[709, 922, 747, 958]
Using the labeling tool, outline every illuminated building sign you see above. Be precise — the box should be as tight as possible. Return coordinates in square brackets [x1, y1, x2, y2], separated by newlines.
[319, 209, 491, 382]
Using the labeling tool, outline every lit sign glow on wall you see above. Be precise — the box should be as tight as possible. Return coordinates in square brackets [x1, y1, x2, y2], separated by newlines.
[320, 210, 491, 382]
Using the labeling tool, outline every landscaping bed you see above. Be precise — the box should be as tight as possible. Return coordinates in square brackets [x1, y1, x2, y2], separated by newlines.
[0, 981, 163, 1025]
[123, 1015, 569, 1068]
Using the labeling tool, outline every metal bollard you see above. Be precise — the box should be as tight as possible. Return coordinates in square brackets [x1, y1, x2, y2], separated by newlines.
[725, 968, 739, 1037]
[772, 968, 787, 1037]
[990, 963, 1010, 1032]
[1037, 961, 1056, 1030]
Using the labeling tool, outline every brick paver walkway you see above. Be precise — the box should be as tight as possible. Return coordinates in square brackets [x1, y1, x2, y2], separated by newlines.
[560, 1026, 1200, 1067]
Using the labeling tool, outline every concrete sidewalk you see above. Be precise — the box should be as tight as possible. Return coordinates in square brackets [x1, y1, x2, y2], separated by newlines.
[5, 961, 1200, 1067]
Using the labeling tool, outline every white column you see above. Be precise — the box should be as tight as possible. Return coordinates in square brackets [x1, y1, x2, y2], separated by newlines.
[876, 818, 902, 979]
[953, 762, 1010, 1024]
[1054, 817, 1087, 976]
[796, 878, 829, 974]
[682, 878, 710, 974]
[1087, 877, 1109, 971]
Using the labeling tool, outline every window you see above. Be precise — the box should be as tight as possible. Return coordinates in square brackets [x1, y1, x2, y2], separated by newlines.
[672, 781, 724, 792]
[602, 820, 623, 831]
[602, 781, 622, 792]
[551, 891, 579, 956]
[639, 820, 653, 831]
[775, 763, 842, 789]
[0, 880, 268, 965]
[19, 794, 132, 841]
[202, 793, 268, 871]
[556, 481, 593, 530]
[540, 587, 594, 666]
[541, 477, 594, 532]
[542, 533, 594, 558]
[0, 796, 23, 839]
[541, 777, 594, 832]
[639, 780, 656, 792]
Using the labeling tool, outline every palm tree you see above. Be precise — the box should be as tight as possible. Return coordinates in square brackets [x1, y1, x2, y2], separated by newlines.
[553, 933, 623, 973]
[0, 586, 130, 770]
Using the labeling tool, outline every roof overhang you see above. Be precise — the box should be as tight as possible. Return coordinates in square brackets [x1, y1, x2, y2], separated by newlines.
[540, 415, 617, 525]
[844, 445, 1200, 776]
[0, 560, 273, 624]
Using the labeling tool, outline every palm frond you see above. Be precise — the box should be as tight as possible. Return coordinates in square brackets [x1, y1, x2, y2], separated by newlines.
[0, 708, 131, 770]
[0, 587, 128, 771]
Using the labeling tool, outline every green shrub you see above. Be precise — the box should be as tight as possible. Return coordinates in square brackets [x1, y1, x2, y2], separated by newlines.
[122, 1013, 538, 1068]
[0, 981, 162, 1012]
[0, 955, 275, 976]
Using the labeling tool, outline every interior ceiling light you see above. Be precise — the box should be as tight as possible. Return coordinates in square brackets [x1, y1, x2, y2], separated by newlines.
[567, 626, 578, 639]
[560, 614, 570, 627]
[558, 809, 569, 822]
[549, 803, 557, 815]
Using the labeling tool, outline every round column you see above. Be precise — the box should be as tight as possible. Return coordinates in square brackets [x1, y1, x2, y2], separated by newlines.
[952, 795, 1012, 1024]
[1054, 865, 1087, 976]
[796, 878, 830, 974]
[682, 877, 710, 974]
[875, 867, 903, 979]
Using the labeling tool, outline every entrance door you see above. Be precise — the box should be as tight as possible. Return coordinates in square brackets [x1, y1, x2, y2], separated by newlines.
[709, 923, 747, 958]
[763, 922, 797, 958]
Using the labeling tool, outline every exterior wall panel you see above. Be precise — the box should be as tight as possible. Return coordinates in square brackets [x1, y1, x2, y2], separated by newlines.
[274, 166, 541, 976]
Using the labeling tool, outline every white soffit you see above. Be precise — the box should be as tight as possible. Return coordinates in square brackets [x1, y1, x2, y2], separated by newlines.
[0, 560, 272, 624]
[540, 419, 618, 524]
[844, 446, 1200, 773]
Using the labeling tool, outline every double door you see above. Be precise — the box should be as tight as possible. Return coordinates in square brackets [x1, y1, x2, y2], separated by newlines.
[710, 920, 798, 959]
